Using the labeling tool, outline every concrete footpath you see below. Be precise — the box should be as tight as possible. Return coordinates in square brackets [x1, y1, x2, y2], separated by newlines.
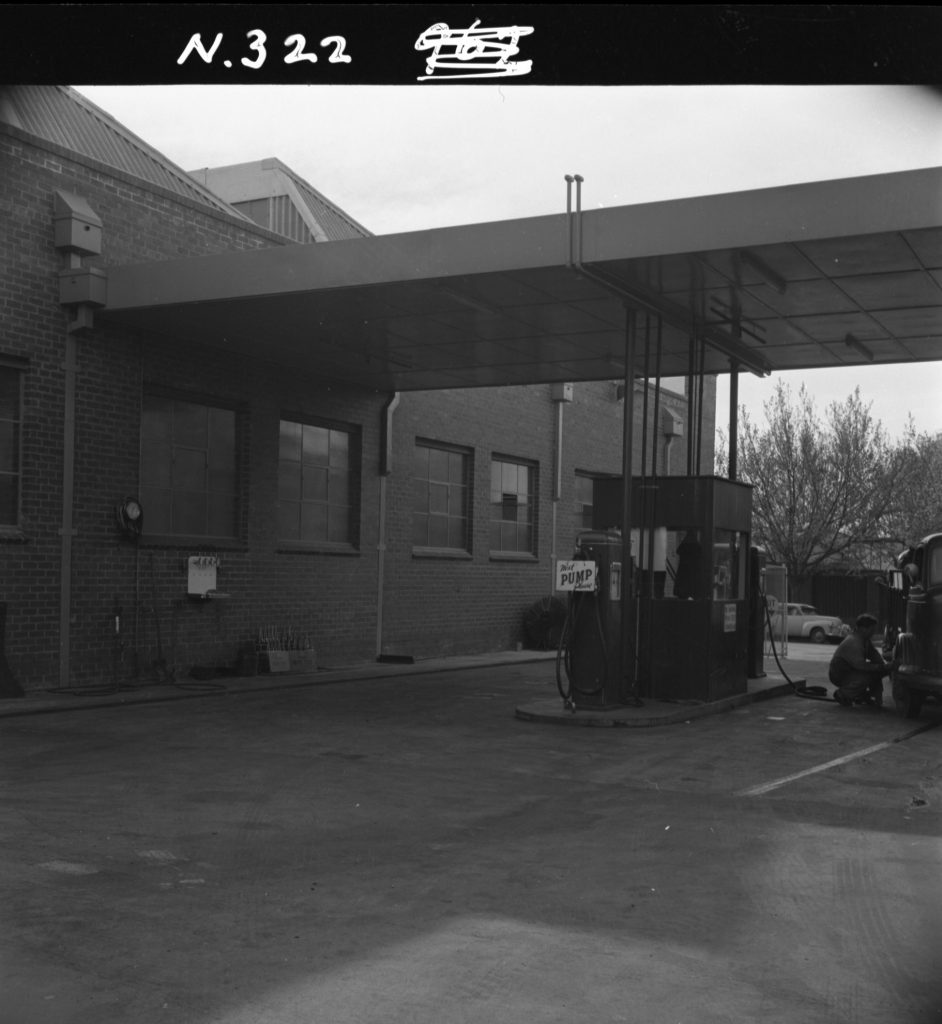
[0, 647, 824, 724]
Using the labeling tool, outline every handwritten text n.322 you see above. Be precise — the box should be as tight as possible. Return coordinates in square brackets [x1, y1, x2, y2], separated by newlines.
[177, 31, 351, 69]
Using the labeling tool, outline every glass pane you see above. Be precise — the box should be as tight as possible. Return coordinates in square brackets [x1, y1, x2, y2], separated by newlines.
[302, 467, 328, 502]
[329, 429, 349, 466]
[328, 467, 348, 503]
[501, 461, 517, 494]
[279, 463, 300, 501]
[174, 448, 206, 491]
[429, 447, 449, 481]
[429, 482, 448, 514]
[413, 513, 428, 546]
[0, 422, 16, 472]
[447, 516, 467, 549]
[209, 465, 235, 494]
[141, 394, 171, 441]
[208, 492, 235, 537]
[517, 465, 530, 497]
[518, 525, 532, 552]
[173, 491, 206, 535]
[140, 487, 171, 534]
[448, 451, 465, 483]
[279, 420, 302, 462]
[0, 369, 19, 421]
[428, 515, 448, 547]
[0, 475, 17, 525]
[449, 483, 465, 516]
[208, 407, 234, 457]
[174, 401, 207, 447]
[500, 522, 516, 550]
[278, 501, 300, 541]
[301, 502, 327, 542]
[490, 521, 502, 550]
[327, 504, 349, 543]
[501, 494, 516, 522]
[302, 425, 329, 466]
[140, 441, 171, 489]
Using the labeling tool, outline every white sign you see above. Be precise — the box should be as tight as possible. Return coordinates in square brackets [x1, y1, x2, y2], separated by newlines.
[556, 560, 597, 592]
[724, 603, 737, 632]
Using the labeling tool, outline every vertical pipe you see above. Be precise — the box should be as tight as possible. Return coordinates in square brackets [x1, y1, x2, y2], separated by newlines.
[551, 398, 564, 594]
[58, 333, 77, 688]
[728, 361, 739, 480]
[651, 313, 663, 477]
[696, 335, 706, 476]
[620, 306, 638, 703]
[686, 331, 696, 475]
[375, 392, 400, 659]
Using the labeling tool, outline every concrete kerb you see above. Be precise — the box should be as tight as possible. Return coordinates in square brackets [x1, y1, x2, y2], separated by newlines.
[0, 649, 807, 727]
[515, 674, 799, 728]
[0, 650, 560, 719]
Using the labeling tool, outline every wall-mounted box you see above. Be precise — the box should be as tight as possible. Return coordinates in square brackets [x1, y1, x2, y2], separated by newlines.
[54, 191, 103, 256]
[187, 555, 218, 598]
[551, 382, 574, 402]
[59, 267, 107, 307]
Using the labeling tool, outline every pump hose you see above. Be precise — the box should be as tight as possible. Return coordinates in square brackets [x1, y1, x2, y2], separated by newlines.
[762, 598, 833, 702]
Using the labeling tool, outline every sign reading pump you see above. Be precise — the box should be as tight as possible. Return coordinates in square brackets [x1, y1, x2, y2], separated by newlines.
[556, 559, 597, 592]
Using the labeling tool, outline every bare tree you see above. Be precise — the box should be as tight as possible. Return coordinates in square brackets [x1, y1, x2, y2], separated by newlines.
[717, 382, 917, 576]
[883, 429, 942, 552]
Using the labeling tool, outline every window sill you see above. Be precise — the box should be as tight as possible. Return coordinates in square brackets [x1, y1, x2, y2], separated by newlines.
[412, 547, 472, 560]
[276, 541, 360, 556]
[138, 535, 246, 552]
[0, 526, 28, 544]
[489, 551, 539, 563]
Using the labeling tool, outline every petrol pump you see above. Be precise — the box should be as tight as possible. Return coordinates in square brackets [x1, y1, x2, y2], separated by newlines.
[555, 530, 631, 709]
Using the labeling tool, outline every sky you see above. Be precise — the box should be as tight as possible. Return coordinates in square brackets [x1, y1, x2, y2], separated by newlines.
[73, 84, 942, 440]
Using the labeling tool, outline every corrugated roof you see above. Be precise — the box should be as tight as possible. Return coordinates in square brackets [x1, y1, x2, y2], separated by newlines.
[0, 85, 248, 219]
[189, 158, 372, 242]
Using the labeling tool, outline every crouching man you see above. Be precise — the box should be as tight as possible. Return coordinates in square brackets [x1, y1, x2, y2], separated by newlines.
[828, 613, 897, 707]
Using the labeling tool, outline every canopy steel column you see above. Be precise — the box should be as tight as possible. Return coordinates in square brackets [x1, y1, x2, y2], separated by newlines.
[728, 362, 739, 480]
[620, 305, 640, 704]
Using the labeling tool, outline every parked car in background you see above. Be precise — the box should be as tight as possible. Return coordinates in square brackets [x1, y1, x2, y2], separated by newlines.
[785, 603, 850, 643]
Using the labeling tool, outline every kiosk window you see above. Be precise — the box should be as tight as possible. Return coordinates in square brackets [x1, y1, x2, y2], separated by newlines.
[713, 530, 746, 601]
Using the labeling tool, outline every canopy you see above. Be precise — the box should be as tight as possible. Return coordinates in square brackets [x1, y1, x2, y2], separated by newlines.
[100, 166, 942, 392]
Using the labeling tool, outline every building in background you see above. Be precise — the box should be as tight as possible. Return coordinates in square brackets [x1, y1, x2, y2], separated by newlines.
[0, 86, 710, 692]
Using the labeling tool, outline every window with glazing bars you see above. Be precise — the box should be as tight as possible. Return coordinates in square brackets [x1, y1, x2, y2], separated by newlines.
[278, 419, 353, 544]
[413, 442, 470, 550]
[140, 394, 237, 538]
[490, 458, 535, 554]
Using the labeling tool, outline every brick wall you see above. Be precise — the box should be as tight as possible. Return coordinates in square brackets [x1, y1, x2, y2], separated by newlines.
[1, 123, 710, 690]
[380, 378, 706, 659]
[1, 128, 384, 689]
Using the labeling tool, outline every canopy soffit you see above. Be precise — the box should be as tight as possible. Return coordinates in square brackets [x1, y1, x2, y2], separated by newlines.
[100, 167, 942, 392]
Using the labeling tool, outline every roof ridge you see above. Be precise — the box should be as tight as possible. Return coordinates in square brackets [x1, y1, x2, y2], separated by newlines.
[64, 87, 248, 219]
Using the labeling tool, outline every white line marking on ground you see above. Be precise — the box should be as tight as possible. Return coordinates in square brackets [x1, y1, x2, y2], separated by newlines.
[737, 721, 939, 797]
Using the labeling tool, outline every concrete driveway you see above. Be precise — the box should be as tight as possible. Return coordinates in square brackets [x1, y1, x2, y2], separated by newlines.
[1, 655, 940, 1024]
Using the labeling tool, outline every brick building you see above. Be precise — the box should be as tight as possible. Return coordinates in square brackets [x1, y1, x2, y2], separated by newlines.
[0, 86, 711, 693]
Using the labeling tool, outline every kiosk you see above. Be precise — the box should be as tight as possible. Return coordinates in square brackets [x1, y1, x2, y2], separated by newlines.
[593, 475, 753, 703]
